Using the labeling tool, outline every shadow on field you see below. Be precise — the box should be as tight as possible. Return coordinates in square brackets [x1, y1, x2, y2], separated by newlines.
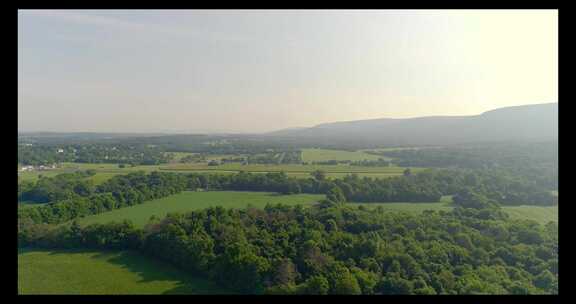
[44, 248, 232, 294]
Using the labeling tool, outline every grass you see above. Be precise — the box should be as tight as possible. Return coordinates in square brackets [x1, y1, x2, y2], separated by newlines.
[502, 205, 558, 225]
[355, 196, 558, 225]
[301, 148, 384, 162]
[19, 161, 420, 184]
[162, 163, 423, 176]
[18, 248, 233, 295]
[75, 191, 325, 227]
[75, 190, 557, 228]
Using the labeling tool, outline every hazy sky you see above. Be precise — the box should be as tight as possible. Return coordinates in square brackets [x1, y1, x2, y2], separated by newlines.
[18, 10, 558, 133]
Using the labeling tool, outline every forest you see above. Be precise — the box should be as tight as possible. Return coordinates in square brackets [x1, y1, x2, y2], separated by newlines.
[18, 143, 172, 166]
[19, 201, 558, 294]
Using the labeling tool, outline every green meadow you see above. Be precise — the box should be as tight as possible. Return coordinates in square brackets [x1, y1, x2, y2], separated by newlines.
[18, 248, 233, 295]
[75, 191, 325, 227]
[74, 190, 556, 228]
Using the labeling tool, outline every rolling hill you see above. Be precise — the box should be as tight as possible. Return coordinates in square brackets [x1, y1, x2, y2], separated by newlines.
[266, 103, 558, 146]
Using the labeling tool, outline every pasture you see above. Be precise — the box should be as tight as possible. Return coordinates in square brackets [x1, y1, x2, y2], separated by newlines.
[161, 162, 423, 177]
[19, 161, 421, 185]
[18, 249, 232, 295]
[502, 205, 558, 225]
[75, 191, 325, 227]
[301, 148, 384, 162]
[355, 200, 558, 225]
[74, 190, 556, 228]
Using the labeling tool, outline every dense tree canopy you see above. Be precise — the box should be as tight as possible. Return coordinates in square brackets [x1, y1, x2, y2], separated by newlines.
[19, 203, 558, 295]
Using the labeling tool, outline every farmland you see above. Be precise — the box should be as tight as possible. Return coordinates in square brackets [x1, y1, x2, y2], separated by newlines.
[18, 158, 421, 184]
[161, 162, 422, 176]
[301, 148, 385, 162]
[502, 205, 559, 225]
[75, 191, 325, 227]
[357, 203, 558, 225]
[18, 249, 233, 295]
[73, 191, 557, 228]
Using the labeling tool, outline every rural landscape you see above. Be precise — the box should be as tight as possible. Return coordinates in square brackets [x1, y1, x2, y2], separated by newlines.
[18, 10, 558, 296]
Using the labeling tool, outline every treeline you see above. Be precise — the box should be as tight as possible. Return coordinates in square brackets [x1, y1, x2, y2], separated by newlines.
[18, 171, 188, 225]
[307, 159, 392, 167]
[246, 151, 302, 165]
[18, 170, 97, 203]
[186, 169, 555, 206]
[18, 143, 172, 166]
[18, 167, 557, 226]
[18, 203, 558, 294]
[381, 143, 557, 169]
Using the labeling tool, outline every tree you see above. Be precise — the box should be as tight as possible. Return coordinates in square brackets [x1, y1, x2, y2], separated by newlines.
[311, 170, 326, 181]
[403, 168, 412, 176]
[272, 258, 299, 286]
[326, 187, 346, 205]
[533, 270, 556, 291]
[377, 274, 414, 295]
[299, 275, 329, 295]
[327, 264, 362, 295]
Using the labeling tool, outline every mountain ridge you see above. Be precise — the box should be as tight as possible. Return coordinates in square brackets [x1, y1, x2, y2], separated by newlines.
[264, 103, 557, 146]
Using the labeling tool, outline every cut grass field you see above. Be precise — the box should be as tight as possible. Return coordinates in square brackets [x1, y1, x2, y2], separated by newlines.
[76, 191, 325, 227]
[356, 198, 558, 225]
[301, 148, 385, 162]
[18, 248, 233, 295]
[502, 205, 558, 225]
[74, 191, 556, 228]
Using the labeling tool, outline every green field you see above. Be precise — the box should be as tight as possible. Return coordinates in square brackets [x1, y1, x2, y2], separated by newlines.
[18, 161, 420, 185]
[356, 200, 558, 225]
[162, 162, 422, 176]
[74, 190, 557, 228]
[18, 249, 232, 295]
[502, 205, 558, 225]
[76, 191, 325, 227]
[301, 148, 385, 162]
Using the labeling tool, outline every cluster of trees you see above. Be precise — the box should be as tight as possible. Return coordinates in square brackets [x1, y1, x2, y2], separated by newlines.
[349, 159, 392, 167]
[18, 165, 557, 227]
[19, 203, 558, 294]
[18, 171, 97, 203]
[246, 151, 302, 165]
[18, 144, 76, 165]
[180, 154, 206, 163]
[381, 143, 557, 170]
[280, 151, 303, 164]
[182, 169, 555, 206]
[18, 144, 172, 166]
[307, 159, 391, 167]
[18, 172, 189, 225]
[413, 169, 557, 206]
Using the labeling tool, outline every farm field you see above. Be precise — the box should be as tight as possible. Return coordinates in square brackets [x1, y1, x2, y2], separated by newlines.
[19, 161, 421, 185]
[74, 190, 557, 228]
[75, 191, 325, 227]
[360, 146, 439, 153]
[301, 148, 384, 162]
[356, 202, 558, 225]
[161, 163, 424, 175]
[18, 249, 232, 295]
[503, 205, 558, 225]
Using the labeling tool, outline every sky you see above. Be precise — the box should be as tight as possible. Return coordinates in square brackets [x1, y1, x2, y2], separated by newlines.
[18, 10, 558, 134]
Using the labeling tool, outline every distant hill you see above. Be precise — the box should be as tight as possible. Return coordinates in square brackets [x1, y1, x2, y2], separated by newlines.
[264, 103, 558, 146]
